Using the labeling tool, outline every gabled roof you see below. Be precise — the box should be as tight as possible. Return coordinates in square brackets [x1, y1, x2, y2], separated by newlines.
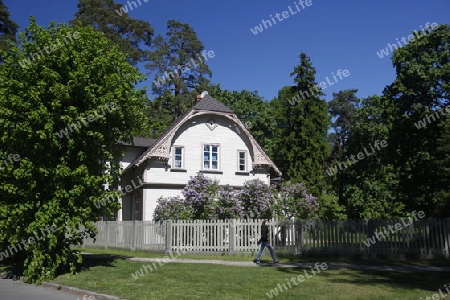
[119, 137, 157, 148]
[193, 94, 234, 114]
[122, 93, 281, 176]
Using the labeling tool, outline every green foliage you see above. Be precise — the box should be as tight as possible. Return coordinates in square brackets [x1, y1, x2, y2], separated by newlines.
[338, 95, 401, 219]
[317, 193, 347, 220]
[140, 92, 173, 138]
[0, 19, 146, 283]
[0, 0, 18, 62]
[146, 20, 212, 121]
[71, 0, 153, 65]
[209, 85, 280, 158]
[276, 52, 330, 196]
[383, 24, 450, 216]
[327, 89, 359, 202]
[432, 119, 450, 216]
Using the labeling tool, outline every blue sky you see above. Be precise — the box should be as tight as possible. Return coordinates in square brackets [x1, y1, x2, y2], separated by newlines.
[6, 0, 449, 102]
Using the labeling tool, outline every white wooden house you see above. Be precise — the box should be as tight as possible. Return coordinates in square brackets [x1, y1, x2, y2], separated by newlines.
[117, 92, 281, 221]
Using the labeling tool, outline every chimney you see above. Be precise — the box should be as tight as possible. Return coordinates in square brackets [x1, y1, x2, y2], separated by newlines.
[195, 91, 208, 102]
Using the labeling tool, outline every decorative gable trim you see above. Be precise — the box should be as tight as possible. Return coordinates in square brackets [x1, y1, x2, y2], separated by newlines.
[205, 118, 218, 131]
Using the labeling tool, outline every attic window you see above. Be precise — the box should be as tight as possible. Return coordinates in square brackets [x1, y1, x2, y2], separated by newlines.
[205, 119, 218, 131]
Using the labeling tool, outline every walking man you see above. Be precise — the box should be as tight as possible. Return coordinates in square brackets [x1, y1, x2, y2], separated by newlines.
[255, 219, 278, 264]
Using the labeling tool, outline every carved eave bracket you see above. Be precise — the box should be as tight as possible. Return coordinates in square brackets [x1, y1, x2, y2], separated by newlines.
[252, 149, 271, 167]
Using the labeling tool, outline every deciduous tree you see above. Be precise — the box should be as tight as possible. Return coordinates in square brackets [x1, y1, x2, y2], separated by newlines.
[0, 19, 147, 283]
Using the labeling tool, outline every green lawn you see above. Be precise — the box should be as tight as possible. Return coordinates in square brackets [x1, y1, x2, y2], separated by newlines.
[77, 247, 450, 267]
[48, 251, 450, 300]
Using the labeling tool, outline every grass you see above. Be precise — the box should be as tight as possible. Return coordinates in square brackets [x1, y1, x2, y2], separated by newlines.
[76, 247, 450, 267]
[50, 254, 450, 300]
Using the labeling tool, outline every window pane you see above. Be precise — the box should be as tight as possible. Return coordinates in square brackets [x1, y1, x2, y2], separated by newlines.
[203, 144, 219, 170]
[175, 160, 182, 168]
[174, 147, 183, 168]
[238, 152, 246, 171]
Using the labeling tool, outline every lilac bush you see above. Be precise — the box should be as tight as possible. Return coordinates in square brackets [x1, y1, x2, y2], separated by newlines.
[274, 182, 319, 219]
[153, 175, 320, 221]
[182, 173, 219, 219]
[238, 179, 275, 219]
[213, 184, 244, 220]
[153, 196, 193, 221]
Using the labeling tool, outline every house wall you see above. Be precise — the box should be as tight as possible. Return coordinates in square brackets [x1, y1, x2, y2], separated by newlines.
[141, 114, 270, 221]
[120, 146, 146, 170]
[118, 146, 146, 221]
[143, 187, 184, 221]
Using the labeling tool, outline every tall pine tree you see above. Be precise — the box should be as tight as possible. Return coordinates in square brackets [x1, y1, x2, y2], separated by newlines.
[0, 0, 18, 62]
[71, 0, 153, 65]
[145, 20, 212, 126]
[327, 89, 359, 203]
[277, 52, 330, 196]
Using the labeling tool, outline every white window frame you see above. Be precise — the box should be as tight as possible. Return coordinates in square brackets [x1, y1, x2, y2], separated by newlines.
[173, 146, 184, 169]
[202, 144, 220, 170]
[237, 150, 247, 172]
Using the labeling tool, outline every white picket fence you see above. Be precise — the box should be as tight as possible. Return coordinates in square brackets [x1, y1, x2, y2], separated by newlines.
[82, 218, 450, 259]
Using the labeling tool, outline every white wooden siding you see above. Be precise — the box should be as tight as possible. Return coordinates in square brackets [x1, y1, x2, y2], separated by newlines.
[121, 114, 271, 221]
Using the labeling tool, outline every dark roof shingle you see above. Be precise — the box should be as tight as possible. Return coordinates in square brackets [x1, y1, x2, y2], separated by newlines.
[193, 94, 234, 114]
[119, 137, 157, 148]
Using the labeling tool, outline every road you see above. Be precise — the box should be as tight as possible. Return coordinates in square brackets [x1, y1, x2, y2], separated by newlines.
[0, 278, 84, 300]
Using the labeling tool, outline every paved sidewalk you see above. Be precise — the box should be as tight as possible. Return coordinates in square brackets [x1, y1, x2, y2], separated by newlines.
[127, 256, 450, 272]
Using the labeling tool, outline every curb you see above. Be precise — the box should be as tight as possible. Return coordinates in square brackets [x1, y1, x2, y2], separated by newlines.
[42, 282, 126, 300]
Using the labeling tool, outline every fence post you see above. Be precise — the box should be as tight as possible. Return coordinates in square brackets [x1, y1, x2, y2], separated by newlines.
[229, 219, 236, 253]
[165, 220, 172, 253]
[296, 219, 303, 256]
[131, 220, 136, 250]
[82, 224, 86, 249]
[445, 218, 450, 259]
[367, 219, 375, 259]
[105, 221, 109, 250]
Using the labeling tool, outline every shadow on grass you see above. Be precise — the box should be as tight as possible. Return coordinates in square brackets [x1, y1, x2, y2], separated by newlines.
[56, 252, 130, 277]
[1, 252, 130, 281]
[275, 252, 450, 267]
[270, 263, 450, 293]
[78, 253, 129, 271]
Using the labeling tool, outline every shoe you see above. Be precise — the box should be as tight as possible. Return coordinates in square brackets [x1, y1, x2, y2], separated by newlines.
[274, 261, 279, 264]
[256, 261, 260, 264]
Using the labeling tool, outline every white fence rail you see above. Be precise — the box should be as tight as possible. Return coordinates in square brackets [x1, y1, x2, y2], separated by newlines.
[82, 218, 450, 259]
